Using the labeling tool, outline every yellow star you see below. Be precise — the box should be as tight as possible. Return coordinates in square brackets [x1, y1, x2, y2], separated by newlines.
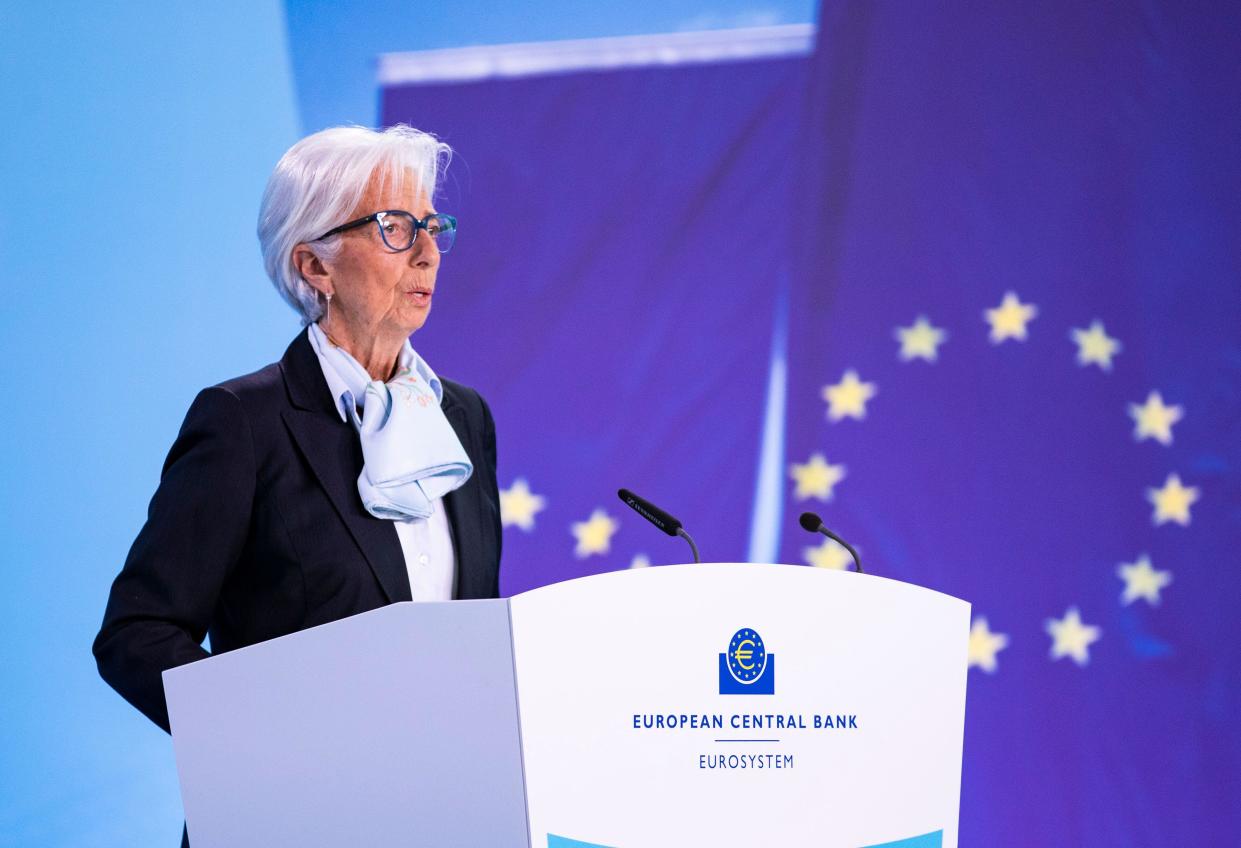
[967, 617, 1009, 673]
[1117, 554, 1172, 605]
[804, 536, 853, 570]
[821, 370, 877, 421]
[1129, 391, 1183, 446]
[788, 453, 846, 501]
[499, 478, 546, 531]
[895, 315, 948, 362]
[629, 553, 651, 569]
[1045, 607, 1101, 666]
[984, 292, 1038, 343]
[571, 508, 619, 558]
[1070, 320, 1122, 370]
[1147, 473, 1200, 526]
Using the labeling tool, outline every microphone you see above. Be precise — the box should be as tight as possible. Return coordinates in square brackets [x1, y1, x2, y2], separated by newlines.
[798, 512, 863, 573]
[618, 488, 701, 563]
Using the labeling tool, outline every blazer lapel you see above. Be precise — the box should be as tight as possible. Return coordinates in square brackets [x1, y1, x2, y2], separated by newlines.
[279, 330, 411, 604]
[440, 390, 486, 600]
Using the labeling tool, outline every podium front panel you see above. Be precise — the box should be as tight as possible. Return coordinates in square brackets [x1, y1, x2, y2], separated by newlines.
[509, 564, 969, 848]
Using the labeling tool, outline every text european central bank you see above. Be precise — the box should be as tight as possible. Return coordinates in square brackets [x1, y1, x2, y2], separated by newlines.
[625, 629, 860, 770]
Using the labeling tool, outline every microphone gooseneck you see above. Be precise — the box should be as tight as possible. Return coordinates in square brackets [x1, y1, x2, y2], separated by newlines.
[676, 527, 700, 564]
[618, 488, 701, 564]
[798, 511, 864, 573]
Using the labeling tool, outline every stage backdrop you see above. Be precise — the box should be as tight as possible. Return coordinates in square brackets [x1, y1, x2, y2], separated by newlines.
[381, 27, 814, 588]
[380, 5, 1241, 845]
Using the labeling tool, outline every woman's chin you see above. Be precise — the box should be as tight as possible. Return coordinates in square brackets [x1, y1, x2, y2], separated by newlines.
[399, 307, 431, 336]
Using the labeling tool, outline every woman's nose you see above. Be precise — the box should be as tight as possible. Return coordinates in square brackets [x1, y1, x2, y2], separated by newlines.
[408, 228, 439, 267]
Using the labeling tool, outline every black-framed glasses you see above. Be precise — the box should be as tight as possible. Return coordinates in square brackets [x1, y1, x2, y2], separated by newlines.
[314, 210, 457, 254]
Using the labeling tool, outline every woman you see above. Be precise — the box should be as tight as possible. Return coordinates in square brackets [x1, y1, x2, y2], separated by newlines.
[93, 124, 501, 755]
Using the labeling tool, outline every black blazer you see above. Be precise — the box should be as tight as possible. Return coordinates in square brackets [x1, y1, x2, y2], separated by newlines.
[93, 328, 502, 733]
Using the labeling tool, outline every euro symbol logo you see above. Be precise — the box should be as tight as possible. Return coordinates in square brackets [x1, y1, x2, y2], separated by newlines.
[732, 640, 757, 670]
[725, 628, 767, 684]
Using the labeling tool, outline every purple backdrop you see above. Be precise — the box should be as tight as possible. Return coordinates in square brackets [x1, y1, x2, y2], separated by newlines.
[383, 5, 1241, 843]
[384, 57, 809, 591]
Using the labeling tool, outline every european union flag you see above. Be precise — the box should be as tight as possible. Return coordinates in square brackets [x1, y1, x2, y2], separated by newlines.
[781, 4, 1241, 845]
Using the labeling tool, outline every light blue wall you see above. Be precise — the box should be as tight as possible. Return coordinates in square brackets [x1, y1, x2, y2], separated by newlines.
[0, 4, 299, 844]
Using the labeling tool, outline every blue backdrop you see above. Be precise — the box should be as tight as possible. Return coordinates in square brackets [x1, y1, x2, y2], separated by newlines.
[383, 52, 811, 588]
[790, 4, 1241, 843]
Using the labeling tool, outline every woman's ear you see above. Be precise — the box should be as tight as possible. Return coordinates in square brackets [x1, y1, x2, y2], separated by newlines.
[291, 243, 334, 298]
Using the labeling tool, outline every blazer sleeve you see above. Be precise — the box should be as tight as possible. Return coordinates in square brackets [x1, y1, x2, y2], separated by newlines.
[93, 386, 256, 732]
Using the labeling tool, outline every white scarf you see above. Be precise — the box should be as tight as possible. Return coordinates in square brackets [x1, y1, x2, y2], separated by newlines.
[308, 322, 473, 520]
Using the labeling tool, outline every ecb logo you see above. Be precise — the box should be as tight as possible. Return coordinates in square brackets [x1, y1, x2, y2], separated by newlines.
[718, 628, 775, 695]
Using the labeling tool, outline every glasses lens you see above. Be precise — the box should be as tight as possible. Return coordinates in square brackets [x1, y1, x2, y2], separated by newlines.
[426, 214, 457, 254]
[376, 212, 416, 251]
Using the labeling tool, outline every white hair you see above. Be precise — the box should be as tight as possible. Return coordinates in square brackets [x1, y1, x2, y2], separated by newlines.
[257, 124, 452, 324]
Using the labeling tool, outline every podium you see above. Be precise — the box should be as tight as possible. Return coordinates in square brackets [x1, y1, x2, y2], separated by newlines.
[164, 564, 970, 847]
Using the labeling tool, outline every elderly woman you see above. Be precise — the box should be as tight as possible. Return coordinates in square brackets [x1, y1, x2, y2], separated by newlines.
[93, 125, 501, 757]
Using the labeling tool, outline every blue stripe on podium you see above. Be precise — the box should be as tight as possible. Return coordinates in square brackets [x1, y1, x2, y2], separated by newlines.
[547, 834, 616, 848]
[862, 830, 943, 848]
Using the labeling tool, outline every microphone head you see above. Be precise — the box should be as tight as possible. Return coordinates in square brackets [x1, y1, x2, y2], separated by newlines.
[798, 511, 824, 533]
[618, 488, 683, 536]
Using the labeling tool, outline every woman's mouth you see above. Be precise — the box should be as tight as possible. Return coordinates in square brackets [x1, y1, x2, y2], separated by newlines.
[405, 288, 433, 305]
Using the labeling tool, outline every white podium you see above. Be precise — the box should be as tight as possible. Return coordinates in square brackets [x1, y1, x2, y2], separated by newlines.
[164, 565, 970, 848]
